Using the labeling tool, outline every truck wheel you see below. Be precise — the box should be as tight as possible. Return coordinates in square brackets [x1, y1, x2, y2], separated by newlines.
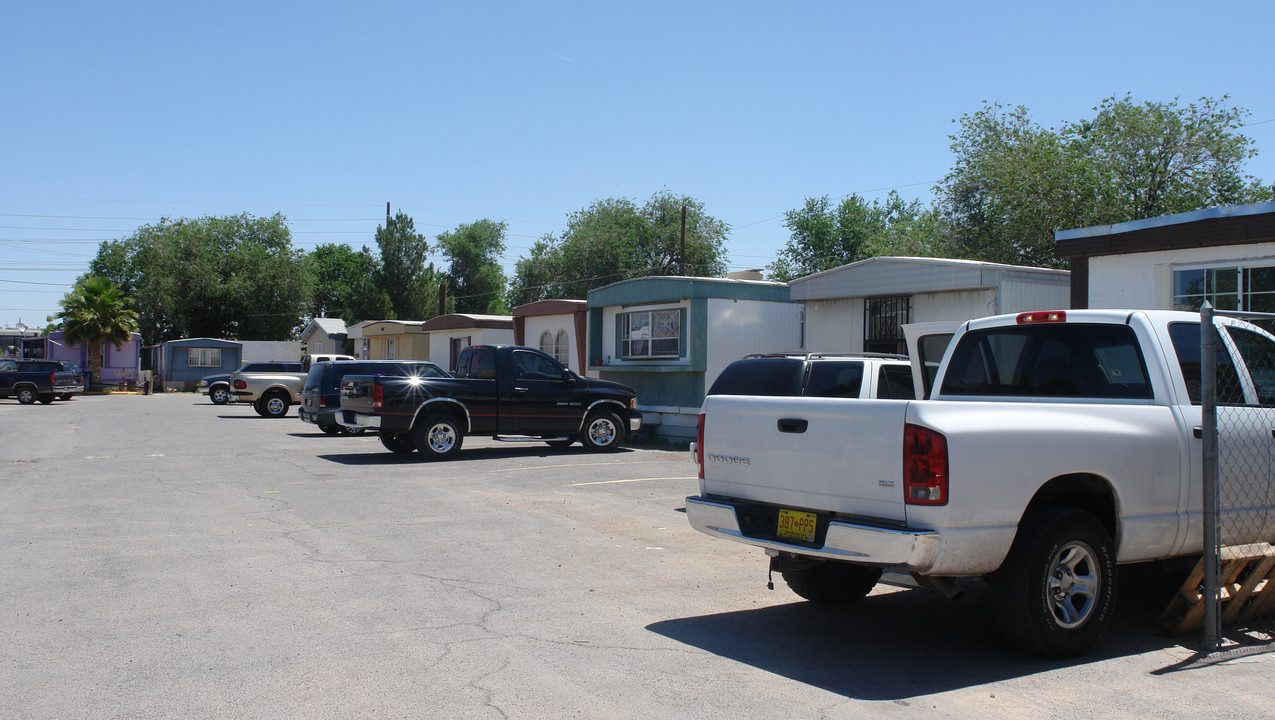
[252, 400, 269, 417]
[210, 385, 230, 405]
[16, 386, 37, 405]
[580, 410, 624, 452]
[545, 438, 575, 449]
[779, 558, 881, 605]
[260, 392, 290, 418]
[38, 394, 55, 404]
[339, 425, 367, 436]
[320, 423, 342, 435]
[990, 505, 1116, 658]
[380, 432, 417, 455]
[414, 413, 464, 460]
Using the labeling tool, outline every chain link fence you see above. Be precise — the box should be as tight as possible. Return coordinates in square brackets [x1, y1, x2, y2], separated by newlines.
[1199, 304, 1275, 650]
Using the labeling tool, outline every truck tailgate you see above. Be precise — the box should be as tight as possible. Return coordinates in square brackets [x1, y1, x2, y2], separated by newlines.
[700, 395, 909, 523]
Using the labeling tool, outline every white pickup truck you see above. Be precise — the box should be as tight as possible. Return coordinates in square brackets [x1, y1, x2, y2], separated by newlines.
[687, 309, 1275, 657]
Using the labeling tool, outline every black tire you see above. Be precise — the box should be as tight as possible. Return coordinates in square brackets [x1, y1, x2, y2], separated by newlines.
[413, 413, 464, 460]
[252, 400, 269, 417]
[38, 394, 55, 404]
[339, 425, 367, 436]
[210, 385, 230, 405]
[16, 386, 37, 405]
[259, 392, 290, 418]
[320, 423, 342, 436]
[989, 505, 1116, 658]
[380, 432, 417, 455]
[58, 394, 72, 401]
[545, 438, 575, 449]
[580, 410, 624, 452]
[779, 558, 881, 605]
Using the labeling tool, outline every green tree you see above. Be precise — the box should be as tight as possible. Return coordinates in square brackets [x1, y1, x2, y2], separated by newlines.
[767, 192, 947, 282]
[374, 211, 439, 320]
[309, 243, 392, 323]
[51, 276, 140, 390]
[508, 190, 729, 305]
[939, 95, 1273, 268]
[435, 219, 508, 315]
[89, 213, 312, 344]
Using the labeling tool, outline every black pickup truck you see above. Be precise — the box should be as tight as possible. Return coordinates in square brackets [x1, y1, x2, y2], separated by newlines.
[338, 344, 642, 458]
[0, 359, 80, 404]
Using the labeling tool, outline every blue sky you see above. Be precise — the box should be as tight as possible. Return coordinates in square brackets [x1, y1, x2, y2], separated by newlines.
[4, 0, 1274, 330]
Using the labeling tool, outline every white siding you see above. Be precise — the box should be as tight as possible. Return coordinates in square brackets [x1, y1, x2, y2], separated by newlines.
[1000, 279, 1071, 314]
[705, 299, 802, 386]
[240, 340, 302, 363]
[524, 315, 579, 372]
[803, 298, 862, 352]
[1088, 243, 1275, 310]
[912, 288, 997, 323]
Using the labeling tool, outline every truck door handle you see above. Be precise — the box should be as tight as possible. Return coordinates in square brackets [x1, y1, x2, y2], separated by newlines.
[777, 418, 808, 433]
[513, 386, 528, 393]
[1193, 426, 1202, 439]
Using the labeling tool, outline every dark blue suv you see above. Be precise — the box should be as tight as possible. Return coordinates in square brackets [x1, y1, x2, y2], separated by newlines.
[299, 360, 448, 435]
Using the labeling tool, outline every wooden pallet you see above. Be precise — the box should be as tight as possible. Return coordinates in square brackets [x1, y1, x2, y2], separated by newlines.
[1160, 543, 1275, 637]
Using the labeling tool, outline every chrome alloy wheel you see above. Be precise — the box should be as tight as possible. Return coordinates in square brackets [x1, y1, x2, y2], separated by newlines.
[587, 415, 617, 447]
[1047, 540, 1100, 629]
[426, 422, 457, 453]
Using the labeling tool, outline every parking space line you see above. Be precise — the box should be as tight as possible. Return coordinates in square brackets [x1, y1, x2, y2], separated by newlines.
[489, 461, 669, 474]
[566, 477, 696, 486]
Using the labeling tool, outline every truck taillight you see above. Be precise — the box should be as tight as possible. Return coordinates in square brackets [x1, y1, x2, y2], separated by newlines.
[1017, 310, 1066, 324]
[233, 379, 246, 390]
[371, 382, 383, 409]
[696, 413, 705, 479]
[50, 372, 56, 385]
[904, 424, 948, 506]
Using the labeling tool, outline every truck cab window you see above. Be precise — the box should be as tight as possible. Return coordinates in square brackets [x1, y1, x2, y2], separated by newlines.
[1168, 322, 1246, 405]
[1226, 327, 1275, 406]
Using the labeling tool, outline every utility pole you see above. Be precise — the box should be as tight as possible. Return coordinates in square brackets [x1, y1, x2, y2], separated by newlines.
[386, 202, 391, 227]
[679, 205, 687, 276]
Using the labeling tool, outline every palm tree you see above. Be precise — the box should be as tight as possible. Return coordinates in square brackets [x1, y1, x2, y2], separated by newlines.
[53, 276, 140, 391]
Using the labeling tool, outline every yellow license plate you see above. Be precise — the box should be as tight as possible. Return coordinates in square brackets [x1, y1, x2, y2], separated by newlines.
[777, 508, 817, 543]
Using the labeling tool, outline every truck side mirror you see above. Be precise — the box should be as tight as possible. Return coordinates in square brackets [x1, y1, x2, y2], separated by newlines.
[561, 369, 576, 384]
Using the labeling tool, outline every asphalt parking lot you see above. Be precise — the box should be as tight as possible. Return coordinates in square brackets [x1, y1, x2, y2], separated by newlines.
[2, 394, 1273, 719]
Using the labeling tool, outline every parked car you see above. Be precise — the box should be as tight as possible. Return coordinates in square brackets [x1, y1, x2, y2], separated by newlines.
[199, 373, 232, 405]
[301, 353, 355, 372]
[687, 309, 1275, 657]
[706, 352, 915, 399]
[300, 359, 449, 435]
[339, 344, 641, 458]
[55, 361, 84, 399]
[228, 362, 307, 417]
[0, 359, 79, 404]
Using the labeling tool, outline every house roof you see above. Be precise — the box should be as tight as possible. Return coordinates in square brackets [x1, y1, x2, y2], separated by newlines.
[302, 317, 348, 340]
[360, 320, 429, 336]
[587, 275, 792, 307]
[786, 256, 1069, 301]
[1054, 200, 1275, 259]
[160, 337, 241, 349]
[421, 314, 514, 332]
[512, 299, 588, 318]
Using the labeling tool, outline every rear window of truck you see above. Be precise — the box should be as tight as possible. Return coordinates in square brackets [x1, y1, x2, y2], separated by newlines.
[939, 324, 1152, 399]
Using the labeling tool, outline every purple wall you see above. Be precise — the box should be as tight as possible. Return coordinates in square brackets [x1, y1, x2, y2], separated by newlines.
[44, 331, 142, 383]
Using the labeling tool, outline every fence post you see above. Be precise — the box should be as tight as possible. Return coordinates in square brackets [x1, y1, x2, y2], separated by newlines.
[1200, 302, 1220, 651]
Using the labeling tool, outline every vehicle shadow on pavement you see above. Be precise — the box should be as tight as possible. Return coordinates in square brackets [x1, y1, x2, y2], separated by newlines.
[317, 445, 637, 465]
[647, 567, 1193, 700]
